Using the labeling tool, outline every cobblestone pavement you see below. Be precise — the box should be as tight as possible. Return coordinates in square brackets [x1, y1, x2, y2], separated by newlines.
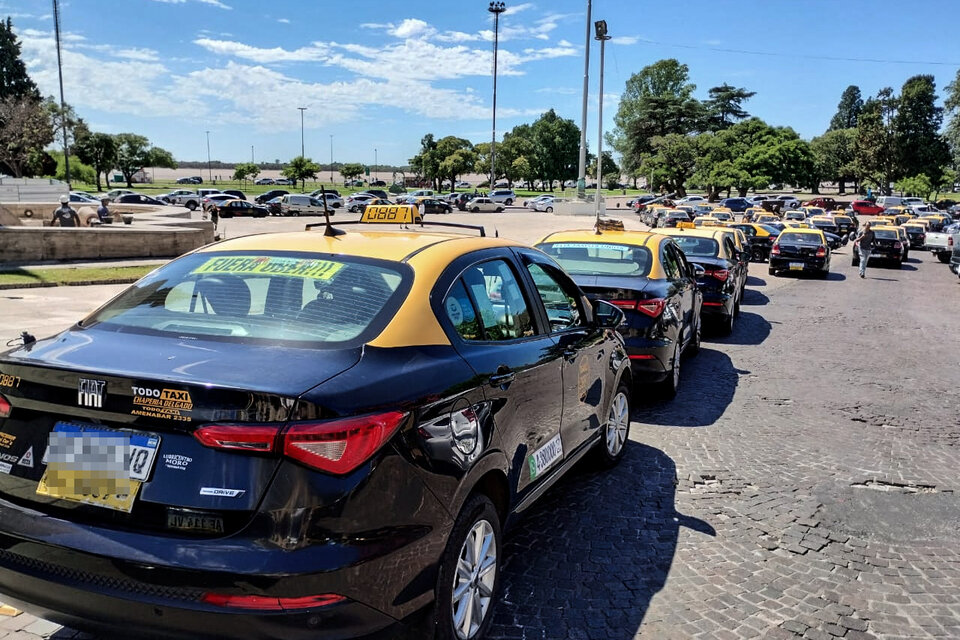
[2, 228, 960, 639]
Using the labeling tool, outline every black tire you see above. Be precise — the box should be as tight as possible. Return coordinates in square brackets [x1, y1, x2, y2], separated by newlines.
[186, 201, 198, 211]
[894, 259, 903, 269]
[545, 206, 553, 213]
[590, 384, 630, 468]
[472, 207, 480, 213]
[333, 203, 341, 208]
[434, 495, 502, 640]
[685, 315, 701, 357]
[496, 207, 503, 213]
[751, 246, 765, 262]
[657, 343, 681, 399]
[719, 310, 735, 336]
[768, 268, 777, 276]
[938, 252, 951, 264]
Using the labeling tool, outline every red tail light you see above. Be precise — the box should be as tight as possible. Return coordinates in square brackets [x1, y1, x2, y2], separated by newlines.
[893, 242, 902, 250]
[283, 411, 407, 475]
[194, 424, 281, 452]
[816, 246, 827, 258]
[704, 269, 729, 282]
[771, 244, 780, 256]
[950, 236, 954, 247]
[0, 394, 10, 419]
[768, 236, 777, 243]
[608, 299, 637, 310]
[636, 298, 666, 318]
[202, 593, 345, 611]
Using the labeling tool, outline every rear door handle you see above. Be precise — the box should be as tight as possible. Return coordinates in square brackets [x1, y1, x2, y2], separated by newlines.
[489, 371, 516, 387]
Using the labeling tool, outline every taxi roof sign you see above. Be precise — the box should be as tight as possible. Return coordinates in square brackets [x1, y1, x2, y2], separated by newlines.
[360, 204, 422, 224]
[676, 221, 696, 229]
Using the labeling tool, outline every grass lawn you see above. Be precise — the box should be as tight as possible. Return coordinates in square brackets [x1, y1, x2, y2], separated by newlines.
[0, 265, 160, 288]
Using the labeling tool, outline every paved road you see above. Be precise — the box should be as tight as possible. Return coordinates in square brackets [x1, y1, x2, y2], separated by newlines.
[2, 218, 960, 639]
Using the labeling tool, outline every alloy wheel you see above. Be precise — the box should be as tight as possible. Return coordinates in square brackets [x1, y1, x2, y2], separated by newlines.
[605, 391, 629, 457]
[451, 520, 498, 640]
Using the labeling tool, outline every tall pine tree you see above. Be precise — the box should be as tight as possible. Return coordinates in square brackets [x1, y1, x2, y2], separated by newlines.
[0, 18, 39, 101]
[829, 86, 863, 131]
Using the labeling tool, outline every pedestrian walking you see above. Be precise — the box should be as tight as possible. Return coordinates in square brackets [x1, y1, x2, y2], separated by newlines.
[854, 221, 875, 278]
[51, 195, 81, 227]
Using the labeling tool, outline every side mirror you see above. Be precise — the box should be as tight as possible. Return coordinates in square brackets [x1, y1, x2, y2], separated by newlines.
[841, 236, 849, 247]
[692, 264, 706, 277]
[594, 300, 626, 329]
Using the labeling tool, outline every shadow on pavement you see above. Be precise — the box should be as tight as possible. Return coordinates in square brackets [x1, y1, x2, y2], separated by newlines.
[825, 271, 846, 281]
[489, 442, 714, 640]
[715, 311, 771, 346]
[746, 275, 766, 286]
[741, 288, 769, 306]
[634, 347, 740, 426]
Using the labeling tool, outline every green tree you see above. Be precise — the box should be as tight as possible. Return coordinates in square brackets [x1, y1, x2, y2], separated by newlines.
[811, 128, 857, 194]
[934, 167, 957, 201]
[894, 75, 951, 187]
[114, 133, 150, 187]
[434, 136, 475, 190]
[530, 109, 581, 190]
[704, 83, 755, 131]
[610, 59, 705, 180]
[48, 150, 95, 184]
[0, 96, 53, 177]
[282, 155, 321, 190]
[895, 174, 934, 200]
[409, 134, 441, 189]
[587, 151, 620, 188]
[855, 88, 900, 195]
[640, 134, 699, 197]
[340, 162, 366, 181]
[829, 85, 864, 131]
[232, 162, 259, 188]
[0, 18, 38, 101]
[944, 70, 960, 166]
[74, 132, 117, 192]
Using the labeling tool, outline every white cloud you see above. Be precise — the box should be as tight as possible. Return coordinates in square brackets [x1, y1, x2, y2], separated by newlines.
[503, 3, 534, 16]
[194, 38, 330, 63]
[148, 0, 232, 9]
[389, 18, 435, 39]
[610, 36, 638, 46]
[276, 18, 290, 24]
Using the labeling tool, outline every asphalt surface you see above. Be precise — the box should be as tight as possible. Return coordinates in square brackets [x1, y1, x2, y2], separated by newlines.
[1, 212, 959, 639]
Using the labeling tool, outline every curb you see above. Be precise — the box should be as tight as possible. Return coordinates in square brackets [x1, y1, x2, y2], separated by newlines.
[0, 278, 141, 291]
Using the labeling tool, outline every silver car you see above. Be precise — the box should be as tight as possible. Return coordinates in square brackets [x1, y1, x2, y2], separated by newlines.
[534, 197, 555, 213]
[465, 197, 504, 213]
[489, 189, 516, 205]
[524, 195, 552, 210]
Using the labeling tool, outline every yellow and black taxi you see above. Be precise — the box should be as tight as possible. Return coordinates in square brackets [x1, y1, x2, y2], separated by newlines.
[729, 222, 781, 262]
[659, 226, 746, 335]
[769, 227, 832, 278]
[0, 207, 633, 640]
[920, 213, 950, 232]
[536, 229, 702, 398]
[412, 196, 454, 214]
[806, 216, 848, 250]
[210, 198, 270, 218]
[709, 208, 734, 222]
[754, 213, 781, 225]
[853, 224, 905, 268]
[901, 221, 928, 249]
[831, 213, 857, 236]
[693, 215, 721, 228]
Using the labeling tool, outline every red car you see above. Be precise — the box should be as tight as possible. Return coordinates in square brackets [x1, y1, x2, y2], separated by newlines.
[851, 200, 884, 215]
[802, 197, 841, 211]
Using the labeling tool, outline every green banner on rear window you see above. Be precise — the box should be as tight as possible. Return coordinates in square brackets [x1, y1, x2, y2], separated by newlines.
[192, 256, 344, 280]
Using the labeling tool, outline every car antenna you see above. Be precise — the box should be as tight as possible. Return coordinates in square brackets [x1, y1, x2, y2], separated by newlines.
[320, 185, 344, 237]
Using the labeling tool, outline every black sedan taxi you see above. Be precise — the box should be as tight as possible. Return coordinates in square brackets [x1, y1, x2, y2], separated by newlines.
[0, 209, 632, 640]
[536, 229, 702, 399]
[902, 222, 927, 249]
[730, 222, 780, 262]
[659, 227, 746, 335]
[769, 228, 831, 278]
[852, 225, 905, 268]
[212, 198, 270, 218]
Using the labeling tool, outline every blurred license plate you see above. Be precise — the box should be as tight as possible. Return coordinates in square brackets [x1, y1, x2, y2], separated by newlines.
[35, 422, 160, 513]
[167, 510, 224, 534]
[789, 262, 804, 270]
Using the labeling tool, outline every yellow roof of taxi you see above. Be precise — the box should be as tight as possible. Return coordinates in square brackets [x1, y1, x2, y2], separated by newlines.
[780, 227, 824, 235]
[198, 229, 521, 262]
[538, 228, 665, 248]
[657, 227, 725, 240]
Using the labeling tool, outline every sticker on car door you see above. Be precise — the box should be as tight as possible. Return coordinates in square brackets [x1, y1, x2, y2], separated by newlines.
[528, 434, 563, 480]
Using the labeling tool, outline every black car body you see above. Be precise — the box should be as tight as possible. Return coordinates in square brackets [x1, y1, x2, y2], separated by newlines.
[807, 218, 839, 236]
[832, 215, 857, 236]
[852, 228, 904, 268]
[416, 198, 453, 214]
[254, 189, 289, 204]
[362, 190, 390, 200]
[222, 189, 246, 201]
[719, 197, 751, 212]
[115, 194, 168, 206]
[903, 225, 926, 249]
[213, 200, 269, 218]
[537, 230, 702, 397]
[769, 229, 831, 277]
[667, 231, 745, 335]
[0, 231, 631, 640]
[730, 223, 779, 262]
[659, 211, 691, 228]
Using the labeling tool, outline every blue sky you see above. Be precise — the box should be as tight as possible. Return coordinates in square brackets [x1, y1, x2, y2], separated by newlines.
[6, 0, 960, 167]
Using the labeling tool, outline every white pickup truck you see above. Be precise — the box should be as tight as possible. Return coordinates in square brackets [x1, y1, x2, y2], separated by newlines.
[924, 222, 960, 263]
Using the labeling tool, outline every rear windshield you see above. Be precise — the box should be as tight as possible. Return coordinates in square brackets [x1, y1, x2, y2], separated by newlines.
[537, 242, 653, 277]
[671, 236, 720, 257]
[83, 252, 411, 347]
[805, 208, 825, 216]
[759, 224, 781, 235]
[874, 230, 898, 240]
[778, 232, 821, 245]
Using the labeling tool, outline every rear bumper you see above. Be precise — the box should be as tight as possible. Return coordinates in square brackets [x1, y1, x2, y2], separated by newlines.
[622, 338, 672, 383]
[0, 546, 398, 640]
[700, 292, 734, 318]
[769, 256, 827, 272]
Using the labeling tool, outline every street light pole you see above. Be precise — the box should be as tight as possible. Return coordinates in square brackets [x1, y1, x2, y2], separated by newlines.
[205, 130, 212, 183]
[329, 135, 334, 182]
[297, 106, 307, 158]
[52, 0, 70, 189]
[375, 148, 378, 182]
[594, 20, 611, 221]
[577, 0, 592, 199]
[488, 1, 506, 191]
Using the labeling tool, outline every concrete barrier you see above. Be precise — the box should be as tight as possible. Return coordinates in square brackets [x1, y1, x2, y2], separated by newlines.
[0, 224, 215, 263]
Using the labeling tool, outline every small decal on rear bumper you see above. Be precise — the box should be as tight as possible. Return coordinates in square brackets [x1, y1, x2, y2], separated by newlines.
[200, 487, 245, 498]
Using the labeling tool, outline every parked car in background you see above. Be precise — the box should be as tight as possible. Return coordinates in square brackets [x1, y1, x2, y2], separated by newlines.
[923, 221, 959, 263]
[279, 194, 331, 216]
[369, 179, 387, 187]
[221, 189, 245, 201]
[456, 181, 470, 188]
[769, 228, 832, 277]
[465, 197, 504, 213]
[346, 194, 377, 212]
[768, 195, 801, 210]
[719, 197, 751, 212]
[115, 194, 168, 206]
[534, 196, 555, 213]
[176, 176, 201, 185]
[274, 178, 294, 186]
[201, 193, 236, 211]
[489, 189, 517, 205]
[264, 196, 283, 216]
[254, 189, 289, 204]
[852, 226, 904, 268]
[69, 192, 99, 204]
[802, 197, 840, 211]
[103, 189, 135, 201]
[413, 197, 453, 214]
[211, 199, 269, 218]
[254, 177, 275, 185]
[525, 195, 552, 210]
[160, 190, 201, 209]
[358, 189, 388, 200]
[676, 195, 707, 205]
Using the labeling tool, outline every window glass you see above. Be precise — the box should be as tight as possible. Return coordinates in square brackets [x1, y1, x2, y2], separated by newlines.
[537, 242, 653, 277]
[459, 260, 534, 341]
[84, 252, 408, 346]
[671, 236, 719, 258]
[661, 243, 681, 279]
[444, 280, 481, 340]
[525, 263, 583, 332]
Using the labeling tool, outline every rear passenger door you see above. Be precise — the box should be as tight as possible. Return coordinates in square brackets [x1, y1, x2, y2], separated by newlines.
[437, 252, 565, 498]
[661, 241, 694, 347]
